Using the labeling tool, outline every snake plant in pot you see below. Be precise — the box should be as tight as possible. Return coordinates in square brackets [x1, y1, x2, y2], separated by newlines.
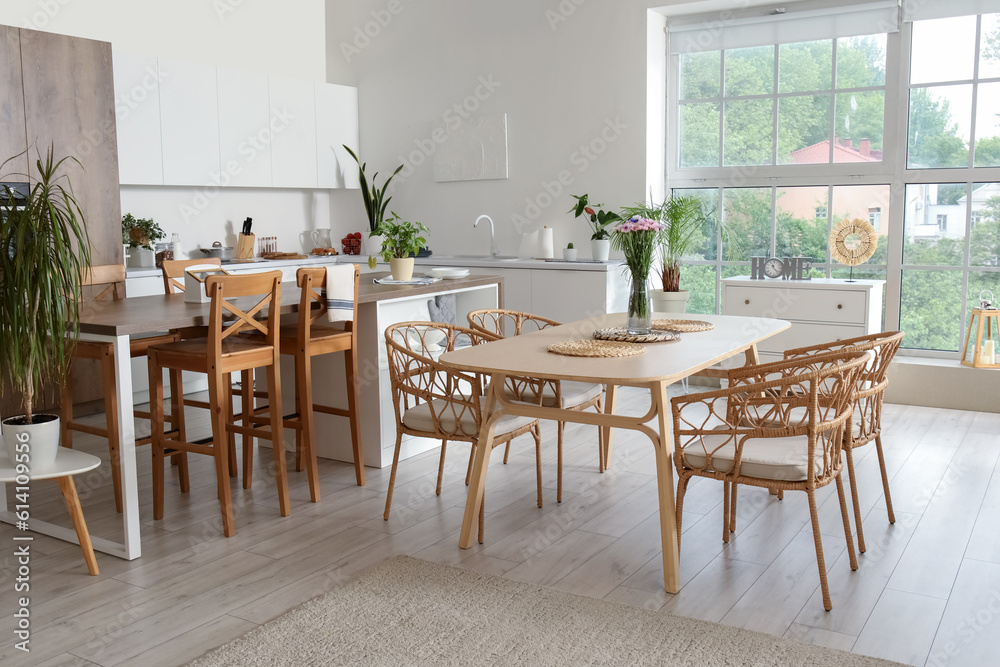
[343, 145, 403, 254]
[0, 147, 91, 467]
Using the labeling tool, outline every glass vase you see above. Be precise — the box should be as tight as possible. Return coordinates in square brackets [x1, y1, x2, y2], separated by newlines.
[626, 276, 652, 335]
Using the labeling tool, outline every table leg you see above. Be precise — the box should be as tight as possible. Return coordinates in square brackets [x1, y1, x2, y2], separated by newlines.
[650, 381, 680, 594]
[57, 476, 99, 576]
[111, 334, 142, 559]
[744, 343, 760, 366]
[459, 379, 502, 549]
[600, 384, 617, 472]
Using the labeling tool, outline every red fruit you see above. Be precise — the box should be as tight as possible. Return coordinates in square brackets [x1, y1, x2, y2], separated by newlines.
[351, 232, 361, 239]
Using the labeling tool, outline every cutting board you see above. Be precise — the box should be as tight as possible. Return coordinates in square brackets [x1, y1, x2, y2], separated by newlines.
[260, 252, 308, 260]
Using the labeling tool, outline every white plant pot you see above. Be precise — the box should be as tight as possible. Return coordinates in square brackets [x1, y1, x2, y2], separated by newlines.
[591, 239, 611, 261]
[389, 257, 415, 281]
[563, 248, 578, 262]
[651, 289, 689, 314]
[125, 247, 154, 268]
[2, 414, 61, 468]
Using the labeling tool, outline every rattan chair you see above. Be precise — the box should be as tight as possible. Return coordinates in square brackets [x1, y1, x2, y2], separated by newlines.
[467, 308, 605, 501]
[781, 331, 904, 553]
[383, 322, 543, 543]
[671, 349, 870, 610]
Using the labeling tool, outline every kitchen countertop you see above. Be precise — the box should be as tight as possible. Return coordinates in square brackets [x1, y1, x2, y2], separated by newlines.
[125, 255, 344, 279]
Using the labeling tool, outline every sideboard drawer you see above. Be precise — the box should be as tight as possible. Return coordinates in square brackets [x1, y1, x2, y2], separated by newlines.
[724, 286, 867, 325]
[757, 322, 869, 355]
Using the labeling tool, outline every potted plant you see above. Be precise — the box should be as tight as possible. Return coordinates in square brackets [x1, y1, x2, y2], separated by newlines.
[121, 213, 164, 268]
[563, 242, 577, 262]
[0, 147, 91, 466]
[368, 212, 429, 281]
[570, 194, 621, 261]
[622, 196, 725, 314]
[343, 145, 403, 253]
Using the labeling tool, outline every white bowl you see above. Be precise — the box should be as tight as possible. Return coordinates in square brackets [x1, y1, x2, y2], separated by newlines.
[428, 267, 470, 279]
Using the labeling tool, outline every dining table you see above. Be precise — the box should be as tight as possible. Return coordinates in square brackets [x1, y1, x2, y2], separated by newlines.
[0, 271, 504, 560]
[440, 312, 790, 594]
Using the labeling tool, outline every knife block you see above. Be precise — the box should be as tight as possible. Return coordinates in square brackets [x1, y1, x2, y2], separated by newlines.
[237, 233, 255, 259]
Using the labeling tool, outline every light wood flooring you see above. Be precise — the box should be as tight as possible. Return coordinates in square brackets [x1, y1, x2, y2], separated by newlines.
[2, 386, 1000, 667]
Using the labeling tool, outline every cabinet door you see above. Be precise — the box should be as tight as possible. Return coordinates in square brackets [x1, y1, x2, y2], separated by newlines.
[113, 51, 163, 185]
[20, 28, 121, 267]
[530, 270, 607, 323]
[0, 25, 27, 177]
[268, 75, 317, 188]
[158, 57, 221, 186]
[315, 82, 359, 189]
[217, 66, 271, 187]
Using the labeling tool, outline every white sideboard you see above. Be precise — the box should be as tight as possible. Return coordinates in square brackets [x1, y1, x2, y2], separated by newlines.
[722, 277, 884, 361]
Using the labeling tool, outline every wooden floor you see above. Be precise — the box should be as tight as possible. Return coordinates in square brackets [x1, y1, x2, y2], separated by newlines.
[2, 386, 1000, 667]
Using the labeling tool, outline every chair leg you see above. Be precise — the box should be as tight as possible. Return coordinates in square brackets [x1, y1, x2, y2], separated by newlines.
[297, 354, 320, 503]
[344, 347, 365, 486]
[241, 369, 254, 490]
[675, 475, 689, 549]
[807, 487, 833, 611]
[384, 431, 405, 520]
[602, 384, 617, 471]
[502, 441, 511, 464]
[148, 354, 166, 522]
[265, 363, 290, 518]
[875, 435, 896, 524]
[836, 474, 859, 571]
[465, 441, 476, 486]
[843, 444, 866, 553]
[557, 420, 564, 503]
[595, 396, 605, 473]
[102, 349, 123, 515]
[478, 496, 486, 545]
[729, 481, 739, 533]
[533, 425, 543, 508]
[167, 369, 190, 494]
[225, 373, 237, 478]
[207, 371, 235, 537]
[60, 374, 74, 449]
[436, 439, 448, 496]
[722, 481, 731, 543]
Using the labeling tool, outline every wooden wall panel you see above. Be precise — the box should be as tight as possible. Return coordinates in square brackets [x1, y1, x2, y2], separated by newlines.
[18, 27, 122, 267]
[0, 24, 28, 178]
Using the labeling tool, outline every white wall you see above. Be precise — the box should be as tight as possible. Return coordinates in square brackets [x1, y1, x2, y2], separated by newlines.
[325, 0, 664, 257]
[0, 0, 368, 258]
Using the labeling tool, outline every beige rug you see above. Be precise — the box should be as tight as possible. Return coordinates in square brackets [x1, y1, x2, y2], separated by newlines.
[189, 556, 905, 666]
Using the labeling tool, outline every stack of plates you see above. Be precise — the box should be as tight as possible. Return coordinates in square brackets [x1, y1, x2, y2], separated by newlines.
[427, 267, 470, 279]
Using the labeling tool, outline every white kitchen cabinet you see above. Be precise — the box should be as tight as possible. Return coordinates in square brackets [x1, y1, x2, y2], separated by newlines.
[157, 57, 221, 186]
[216, 66, 272, 187]
[722, 277, 884, 361]
[268, 75, 318, 188]
[315, 82, 360, 189]
[113, 51, 163, 185]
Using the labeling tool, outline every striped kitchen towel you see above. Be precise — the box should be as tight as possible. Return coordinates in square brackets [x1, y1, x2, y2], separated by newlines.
[326, 264, 355, 322]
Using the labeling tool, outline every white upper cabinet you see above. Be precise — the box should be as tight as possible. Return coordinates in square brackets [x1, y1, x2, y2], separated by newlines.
[113, 51, 163, 185]
[268, 75, 318, 188]
[216, 66, 272, 188]
[157, 57, 221, 186]
[316, 82, 360, 189]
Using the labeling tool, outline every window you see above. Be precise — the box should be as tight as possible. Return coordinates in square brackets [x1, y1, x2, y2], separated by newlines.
[869, 206, 882, 229]
[666, 3, 1000, 355]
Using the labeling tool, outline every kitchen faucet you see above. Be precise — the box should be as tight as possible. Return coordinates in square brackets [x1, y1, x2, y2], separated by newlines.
[474, 214, 500, 257]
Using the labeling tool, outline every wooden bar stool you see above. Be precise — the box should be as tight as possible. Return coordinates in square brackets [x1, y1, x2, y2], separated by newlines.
[246, 265, 364, 500]
[147, 270, 290, 537]
[60, 264, 189, 513]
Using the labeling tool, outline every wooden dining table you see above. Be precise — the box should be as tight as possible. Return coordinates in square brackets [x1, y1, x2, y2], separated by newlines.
[440, 312, 789, 593]
[0, 271, 503, 560]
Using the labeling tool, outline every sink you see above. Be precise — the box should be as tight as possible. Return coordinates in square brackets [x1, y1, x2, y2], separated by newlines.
[451, 254, 520, 261]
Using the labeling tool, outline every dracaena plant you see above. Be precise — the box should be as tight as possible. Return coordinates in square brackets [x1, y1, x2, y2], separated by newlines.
[0, 146, 91, 424]
[570, 193, 621, 241]
[343, 145, 404, 234]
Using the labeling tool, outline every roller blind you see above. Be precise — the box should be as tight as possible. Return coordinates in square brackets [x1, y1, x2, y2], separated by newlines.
[668, 1, 899, 55]
[902, 0, 996, 22]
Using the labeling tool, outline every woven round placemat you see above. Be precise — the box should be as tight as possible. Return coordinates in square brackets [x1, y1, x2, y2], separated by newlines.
[547, 339, 645, 357]
[593, 327, 680, 344]
[652, 319, 715, 333]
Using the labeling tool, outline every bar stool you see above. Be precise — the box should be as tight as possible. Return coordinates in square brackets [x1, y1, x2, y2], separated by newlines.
[147, 270, 289, 537]
[60, 264, 189, 513]
[246, 265, 364, 500]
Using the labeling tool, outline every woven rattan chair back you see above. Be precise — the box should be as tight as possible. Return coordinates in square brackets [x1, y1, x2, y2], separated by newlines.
[467, 308, 560, 339]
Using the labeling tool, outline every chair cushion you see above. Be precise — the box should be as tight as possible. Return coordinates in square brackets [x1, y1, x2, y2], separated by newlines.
[504, 381, 602, 409]
[680, 433, 821, 481]
[402, 398, 536, 438]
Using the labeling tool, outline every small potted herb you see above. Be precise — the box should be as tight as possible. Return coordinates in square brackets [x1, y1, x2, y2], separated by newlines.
[368, 212, 429, 281]
[570, 193, 620, 261]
